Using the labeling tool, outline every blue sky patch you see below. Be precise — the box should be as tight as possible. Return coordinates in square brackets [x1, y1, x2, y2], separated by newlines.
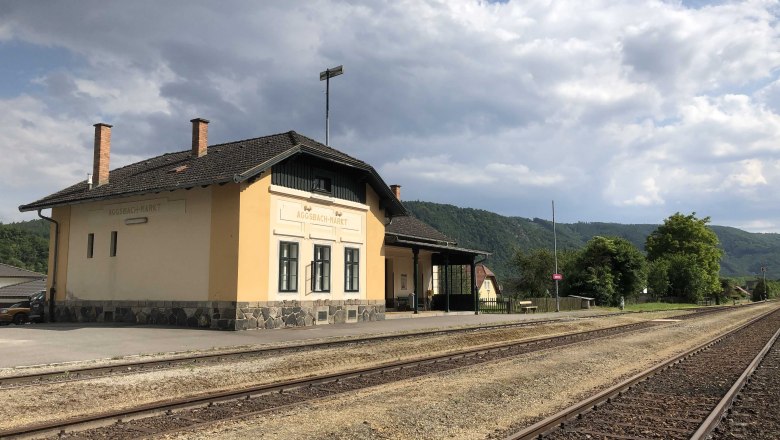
[0, 40, 80, 98]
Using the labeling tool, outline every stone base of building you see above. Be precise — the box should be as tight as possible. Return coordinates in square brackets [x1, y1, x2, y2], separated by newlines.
[52, 299, 385, 330]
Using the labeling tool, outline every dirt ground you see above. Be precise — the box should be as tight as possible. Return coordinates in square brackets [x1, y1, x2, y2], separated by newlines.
[2, 304, 775, 439]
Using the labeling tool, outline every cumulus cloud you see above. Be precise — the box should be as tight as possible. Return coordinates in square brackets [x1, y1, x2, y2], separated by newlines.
[1, 0, 780, 231]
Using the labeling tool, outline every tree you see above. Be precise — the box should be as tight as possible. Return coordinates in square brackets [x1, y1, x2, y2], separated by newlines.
[567, 236, 647, 306]
[511, 248, 577, 298]
[718, 278, 737, 305]
[645, 213, 722, 303]
[0, 225, 49, 273]
[753, 278, 771, 301]
[647, 259, 670, 300]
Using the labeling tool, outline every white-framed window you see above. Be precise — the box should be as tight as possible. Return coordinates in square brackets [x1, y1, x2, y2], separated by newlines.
[279, 241, 299, 292]
[312, 244, 331, 292]
[344, 247, 359, 292]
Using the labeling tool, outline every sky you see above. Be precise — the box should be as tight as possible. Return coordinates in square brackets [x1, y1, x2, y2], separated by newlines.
[2, 0, 780, 232]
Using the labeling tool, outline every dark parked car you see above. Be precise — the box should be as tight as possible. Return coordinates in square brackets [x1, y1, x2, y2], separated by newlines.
[0, 300, 31, 325]
[29, 290, 46, 323]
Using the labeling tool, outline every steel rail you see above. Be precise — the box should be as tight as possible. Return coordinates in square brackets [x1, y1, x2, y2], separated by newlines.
[0, 305, 730, 389]
[0, 317, 676, 439]
[501, 305, 780, 440]
[689, 324, 780, 439]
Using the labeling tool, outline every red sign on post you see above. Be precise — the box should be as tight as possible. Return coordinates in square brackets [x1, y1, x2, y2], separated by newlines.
[552, 273, 563, 280]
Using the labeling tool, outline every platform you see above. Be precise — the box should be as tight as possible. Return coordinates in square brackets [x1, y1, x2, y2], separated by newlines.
[0, 309, 613, 369]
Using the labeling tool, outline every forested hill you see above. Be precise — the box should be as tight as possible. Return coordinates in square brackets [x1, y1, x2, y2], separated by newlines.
[403, 201, 780, 281]
[0, 219, 49, 273]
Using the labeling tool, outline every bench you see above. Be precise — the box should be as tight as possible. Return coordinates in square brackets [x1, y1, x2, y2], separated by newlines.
[394, 297, 410, 311]
[516, 300, 537, 314]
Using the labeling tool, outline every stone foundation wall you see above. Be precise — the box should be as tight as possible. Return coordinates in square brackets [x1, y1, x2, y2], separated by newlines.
[52, 299, 385, 330]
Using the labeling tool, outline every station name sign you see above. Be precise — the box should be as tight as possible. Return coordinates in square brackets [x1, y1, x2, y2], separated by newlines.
[296, 210, 348, 226]
[108, 203, 162, 216]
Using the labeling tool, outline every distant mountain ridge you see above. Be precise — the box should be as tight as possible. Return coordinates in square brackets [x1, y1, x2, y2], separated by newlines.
[403, 200, 780, 281]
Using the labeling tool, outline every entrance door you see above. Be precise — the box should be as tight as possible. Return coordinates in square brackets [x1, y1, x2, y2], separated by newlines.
[385, 258, 394, 309]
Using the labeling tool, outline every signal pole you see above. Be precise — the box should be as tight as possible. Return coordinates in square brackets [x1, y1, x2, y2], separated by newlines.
[553, 200, 559, 312]
[762, 265, 767, 300]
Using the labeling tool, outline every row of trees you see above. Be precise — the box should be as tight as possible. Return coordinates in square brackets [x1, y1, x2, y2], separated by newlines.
[511, 213, 735, 306]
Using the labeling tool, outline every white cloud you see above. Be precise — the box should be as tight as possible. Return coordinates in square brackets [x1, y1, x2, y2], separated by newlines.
[382, 155, 494, 186]
[736, 219, 780, 234]
[484, 163, 564, 186]
[722, 159, 768, 189]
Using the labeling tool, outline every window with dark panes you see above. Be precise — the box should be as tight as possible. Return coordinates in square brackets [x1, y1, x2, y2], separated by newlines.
[279, 242, 299, 292]
[312, 245, 331, 292]
[345, 248, 359, 292]
[110, 231, 118, 257]
[313, 176, 331, 193]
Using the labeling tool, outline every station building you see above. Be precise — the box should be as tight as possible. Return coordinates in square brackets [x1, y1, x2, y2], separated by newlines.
[20, 120, 488, 330]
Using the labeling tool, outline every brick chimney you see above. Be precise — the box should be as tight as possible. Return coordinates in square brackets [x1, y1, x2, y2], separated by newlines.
[92, 123, 112, 187]
[390, 184, 401, 200]
[191, 118, 209, 158]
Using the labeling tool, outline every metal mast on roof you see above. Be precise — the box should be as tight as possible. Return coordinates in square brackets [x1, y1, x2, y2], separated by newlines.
[319, 65, 344, 146]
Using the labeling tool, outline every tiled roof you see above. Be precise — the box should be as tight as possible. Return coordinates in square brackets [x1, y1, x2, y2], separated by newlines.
[475, 264, 493, 287]
[19, 131, 405, 216]
[385, 215, 455, 244]
[0, 278, 46, 298]
[0, 263, 45, 279]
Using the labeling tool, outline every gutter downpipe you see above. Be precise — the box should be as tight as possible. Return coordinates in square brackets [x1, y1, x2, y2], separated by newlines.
[37, 209, 58, 322]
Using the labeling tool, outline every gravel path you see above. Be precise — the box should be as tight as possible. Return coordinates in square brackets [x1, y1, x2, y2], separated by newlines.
[0, 305, 772, 439]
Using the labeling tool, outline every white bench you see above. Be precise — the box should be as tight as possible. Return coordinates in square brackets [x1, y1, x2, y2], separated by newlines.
[516, 300, 537, 313]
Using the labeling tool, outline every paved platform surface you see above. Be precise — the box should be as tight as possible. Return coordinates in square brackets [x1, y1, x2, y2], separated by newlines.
[0, 309, 613, 369]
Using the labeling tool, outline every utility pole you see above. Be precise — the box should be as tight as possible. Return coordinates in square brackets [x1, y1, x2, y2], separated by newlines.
[762, 266, 767, 300]
[553, 200, 560, 312]
[319, 65, 344, 146]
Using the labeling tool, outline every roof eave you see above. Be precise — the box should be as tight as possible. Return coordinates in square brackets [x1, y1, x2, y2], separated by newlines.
[233, 146, 302, 184]
[385, 231, 455, 247]
[18, 177, 235, 212]
[386, 237, 491, 256]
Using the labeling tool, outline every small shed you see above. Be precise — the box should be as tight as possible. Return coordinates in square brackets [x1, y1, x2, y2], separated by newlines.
[569, 295, 595, 309]
[0, 263, 45, 289]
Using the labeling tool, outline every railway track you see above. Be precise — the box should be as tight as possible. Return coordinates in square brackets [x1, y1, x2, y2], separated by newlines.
[0, 305, 734, 389]
[503, 305, 780, 440]
[698, 315, 780, 439]
[2, 311, 699, 439]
